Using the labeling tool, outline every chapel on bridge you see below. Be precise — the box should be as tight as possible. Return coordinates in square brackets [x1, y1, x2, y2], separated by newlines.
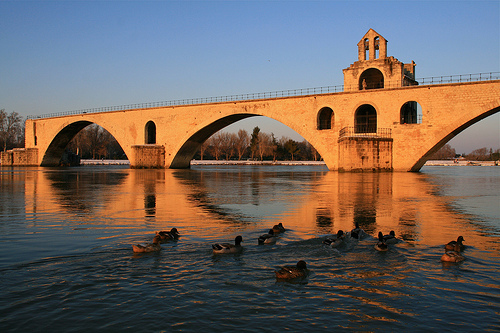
[343, 28, 418, 92]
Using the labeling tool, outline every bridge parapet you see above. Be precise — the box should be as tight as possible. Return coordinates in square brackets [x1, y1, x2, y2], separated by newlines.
[26, 72, 499, 120]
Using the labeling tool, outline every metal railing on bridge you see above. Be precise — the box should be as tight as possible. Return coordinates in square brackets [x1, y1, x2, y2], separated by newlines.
[338, 127, 392, 140]
[27, 71, 499, 120]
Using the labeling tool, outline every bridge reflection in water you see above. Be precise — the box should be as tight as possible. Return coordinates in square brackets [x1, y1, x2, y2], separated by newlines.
[18, 165, 498, 252]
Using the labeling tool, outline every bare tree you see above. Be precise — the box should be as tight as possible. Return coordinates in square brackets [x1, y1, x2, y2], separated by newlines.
[0, 109, 23, 151]
[467, 147, 489, 161]
[207, 132, 224, 160]
[67, 124, 124, 159]
[219, 132, 237, 160]
[257, 132, 275, 161]
[235, 129, 249, 160]
[429, 144, 456, 160]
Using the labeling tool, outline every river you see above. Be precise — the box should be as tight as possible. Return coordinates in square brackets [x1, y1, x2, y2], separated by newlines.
[0, 165, 499, 332]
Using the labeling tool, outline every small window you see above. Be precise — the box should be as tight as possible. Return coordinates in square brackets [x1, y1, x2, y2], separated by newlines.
[317, 107, 334, 130]
[400, 101, 423, 124]
[145, 121, 156, 144]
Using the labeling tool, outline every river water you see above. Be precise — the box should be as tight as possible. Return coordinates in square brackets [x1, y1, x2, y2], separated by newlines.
[0, 165, 499, 332]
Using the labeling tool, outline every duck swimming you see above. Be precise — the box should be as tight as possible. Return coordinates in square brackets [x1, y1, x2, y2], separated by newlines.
[383, 230, 398, 244]
[323, 230, 345, 247]
[445, 236, 465, 252]
[258, 229, 277, 245]
[350, 222, 365, 239]
[133, 235, 162, 253]
[212, 235, 243, 254]
[441, 250, 465, 263]
[272, 223, 286, 234]
[374, 232, 388, 251]
[275, 260, 308, 280]
[156, 228, 180, 242]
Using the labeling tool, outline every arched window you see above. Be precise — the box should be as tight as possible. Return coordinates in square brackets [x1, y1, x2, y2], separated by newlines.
[400, 101, 422, 124]
[374, 36, 380, 59]
[145, 121, 156, 144]
[317, 107, 334, 130]
[359, 68, 384, 90]
[364, 38, 369, 60]
[354, 104, 377, 133]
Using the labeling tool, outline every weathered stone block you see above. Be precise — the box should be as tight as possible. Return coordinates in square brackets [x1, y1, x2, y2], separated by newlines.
[132, 145, 165, 168]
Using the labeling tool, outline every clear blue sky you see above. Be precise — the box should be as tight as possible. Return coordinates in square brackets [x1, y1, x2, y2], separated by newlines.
[1, 0, 498, 154]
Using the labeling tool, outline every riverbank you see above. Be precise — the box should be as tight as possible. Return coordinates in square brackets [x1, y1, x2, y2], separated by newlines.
[424, 160, 499, 166]
[77, 159, 499, 167]
[190, 160, 326, 166]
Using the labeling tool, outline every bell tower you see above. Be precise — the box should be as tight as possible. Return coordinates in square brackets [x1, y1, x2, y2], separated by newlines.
[343, 29, 417, 92]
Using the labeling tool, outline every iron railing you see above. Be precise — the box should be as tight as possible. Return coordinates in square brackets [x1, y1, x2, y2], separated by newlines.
[27, 71, 499, 120]
[338, 127, 392, 140]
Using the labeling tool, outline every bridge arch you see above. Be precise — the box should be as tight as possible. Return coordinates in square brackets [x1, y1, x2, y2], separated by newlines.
[170, 113, 259, 168]
[354, 104, 377, 133]
[359, 68, 384, 90]
[317, 107, 334, 130]
[410, 105, 500, 171]
[169, 111, 324, 168]
[41, 120, 129, 166]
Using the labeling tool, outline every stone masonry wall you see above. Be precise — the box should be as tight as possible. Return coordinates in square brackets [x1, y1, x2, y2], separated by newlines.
[132, 145, 165, 168]
[338, 137, 393, 172]
[0, 148, 38, 166]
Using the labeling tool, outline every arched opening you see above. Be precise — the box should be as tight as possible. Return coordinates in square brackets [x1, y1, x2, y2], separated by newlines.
[171, 114, 322, 168]
[400, 101, 423, 124]
[374, 36, 380, 59]
[359, 68, 384, 90]
[41, 121, 127, 166]
[145, 121, 156, 144]
[354, 104, 377, 133]
[317, 107, 334, 130]
[364, 38, 369, 60]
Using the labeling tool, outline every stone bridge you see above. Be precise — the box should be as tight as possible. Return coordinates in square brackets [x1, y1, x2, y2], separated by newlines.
[14, 29, 500, 171]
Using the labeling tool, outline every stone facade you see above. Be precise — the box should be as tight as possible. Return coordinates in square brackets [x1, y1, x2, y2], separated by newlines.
[343, 29, 417, 92]
[132, 145, 165, 168]
[0, 148, 38, 166]
[22, 29, 500, 172]
[338, 137, 393, 172]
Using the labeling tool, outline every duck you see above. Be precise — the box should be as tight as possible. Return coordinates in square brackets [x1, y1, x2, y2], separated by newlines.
[212, 235, 243, 254]
[323, 230, 345, 247]
[374, 232, 388, 251]
[132, 235, 162, 253]
[349, 222, 365, 239]
[441, 250, 465, 263]
[258, 229, 277, 245]
[156, 228, 180, 242]
[275, 260, 308, 280]
[272, 223, 286, 234]
[445, 236, 465, 252]
[383, 230, 398, 244]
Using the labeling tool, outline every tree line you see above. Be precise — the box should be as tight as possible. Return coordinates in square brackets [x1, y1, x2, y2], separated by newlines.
[195, 127, 321, 161]
[429, 144, 500, 161]
[1, 109, 499, 162]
